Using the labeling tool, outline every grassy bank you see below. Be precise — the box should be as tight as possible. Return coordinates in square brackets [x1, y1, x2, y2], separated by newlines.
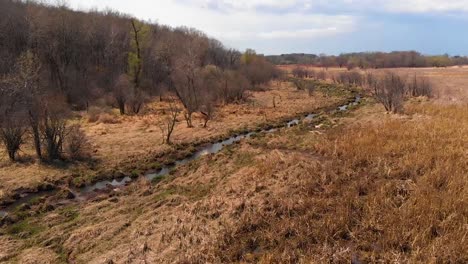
[1, 98, 466, 263]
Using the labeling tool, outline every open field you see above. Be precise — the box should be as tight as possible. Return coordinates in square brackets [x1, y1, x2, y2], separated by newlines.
[1, 67, 467, 263]
[2, 1, 467, 262]
[0, 81, 350, 202]
[1, 88, 466, 263]
[280, 65, 468, 103]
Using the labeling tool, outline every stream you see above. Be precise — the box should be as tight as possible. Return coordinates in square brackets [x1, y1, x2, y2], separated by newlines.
[0, 96, 361, 217]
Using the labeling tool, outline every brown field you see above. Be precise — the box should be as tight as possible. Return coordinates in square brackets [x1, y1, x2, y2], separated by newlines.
[0, 81, 348, 201]
[0, 68, 467, 263]
[1, 91, 466, 263]
[280, 64, 468, 103]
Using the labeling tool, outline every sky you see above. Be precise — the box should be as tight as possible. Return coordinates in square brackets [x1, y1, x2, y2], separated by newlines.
[58, 0, 468, 55]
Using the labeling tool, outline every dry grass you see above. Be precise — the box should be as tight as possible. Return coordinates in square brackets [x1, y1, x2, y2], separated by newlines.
[0, 81, 347, 199]
[1, 99, 466, 263]
[280, 65, 468, 104]
[1, 68, 467, 263]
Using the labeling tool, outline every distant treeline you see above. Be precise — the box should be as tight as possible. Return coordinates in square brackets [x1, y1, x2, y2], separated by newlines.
[267, 51, 468, 69]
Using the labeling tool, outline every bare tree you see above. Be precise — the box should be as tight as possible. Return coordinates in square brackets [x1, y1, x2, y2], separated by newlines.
[127, 87, 148, 114]
[11, 51, 44, 159]
[200, 97, 216, 128]
[171, 35, 205, 127]
[127, 20, 150, 114]
[159, 96, 180, 144]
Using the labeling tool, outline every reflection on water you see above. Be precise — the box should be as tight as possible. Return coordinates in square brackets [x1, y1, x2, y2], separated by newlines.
[81, 176, 133, 193]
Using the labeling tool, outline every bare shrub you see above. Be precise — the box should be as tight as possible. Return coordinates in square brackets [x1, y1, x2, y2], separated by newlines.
[159, 96, 180, 144]
[0, 117, 26, 162]
[0, 79, 26, 161]
[113, 75, 131, 115]
[241, 50, 277, 86]
[87, 106, 102, 123]
[98, 113, 120, 124]
[65, 124, 91, 160]
[127, 89, 148, 115]
[292, 67, 308, 78]
[307, 82, 316, 97]
[292, 79, 316, 96]
[316, 70, 327, 81]
[292, 79, 310, 91]
[200, 97, 216, 128]
[219, 71, 251, 104]
[348, 71, 364, 86]
[407, 75, 433, 98]
[364, 72, 377, 91]
[372, 72, 405, 113]
[308, 69, 316, 79]
[335, 71, 364, 86]
[86, 106, 120, 124]
[41, 97, 70, 160]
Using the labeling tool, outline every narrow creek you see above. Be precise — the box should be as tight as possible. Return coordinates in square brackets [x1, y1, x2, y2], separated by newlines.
[0, 96, 361, 217]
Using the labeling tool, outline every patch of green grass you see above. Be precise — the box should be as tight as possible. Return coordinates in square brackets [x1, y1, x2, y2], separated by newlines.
[58, 206, 79, 221]
[176, 184, 214, 201]
[27, 196, 43, 206]
[71, 176, 86, 187]
[131, 169, 141, 178]
[154, 188, 177, 201]
[151, 174, 166, 184]
[149, 162, 162, 170]
[234, 151, 256, 168]
[6, 219, 45, 238]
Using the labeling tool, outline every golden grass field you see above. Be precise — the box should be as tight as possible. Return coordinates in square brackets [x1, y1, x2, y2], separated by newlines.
[280, 65, 468, 103]
[0, 67, 467, 263]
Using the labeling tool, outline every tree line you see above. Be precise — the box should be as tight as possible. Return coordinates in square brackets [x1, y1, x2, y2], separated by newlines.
[267, 51, 468, 69]
[0, 0, 279, 161]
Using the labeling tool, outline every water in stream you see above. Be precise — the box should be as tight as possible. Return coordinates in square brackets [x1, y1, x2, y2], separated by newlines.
[0, 96, 360, 217]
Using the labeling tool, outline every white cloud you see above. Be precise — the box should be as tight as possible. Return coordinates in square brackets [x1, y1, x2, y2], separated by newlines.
[63, 0, 358, 51]
[180, 0, 468, 13]
[380, 0, 468, 13]
[56, 0, 468, 54]
[305, 0, 468, 13]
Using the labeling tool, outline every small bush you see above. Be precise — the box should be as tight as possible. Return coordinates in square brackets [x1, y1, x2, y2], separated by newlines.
[98, 113, 120, 124]
[86, 106, 101, 123]
[65, 124, 91, 160]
